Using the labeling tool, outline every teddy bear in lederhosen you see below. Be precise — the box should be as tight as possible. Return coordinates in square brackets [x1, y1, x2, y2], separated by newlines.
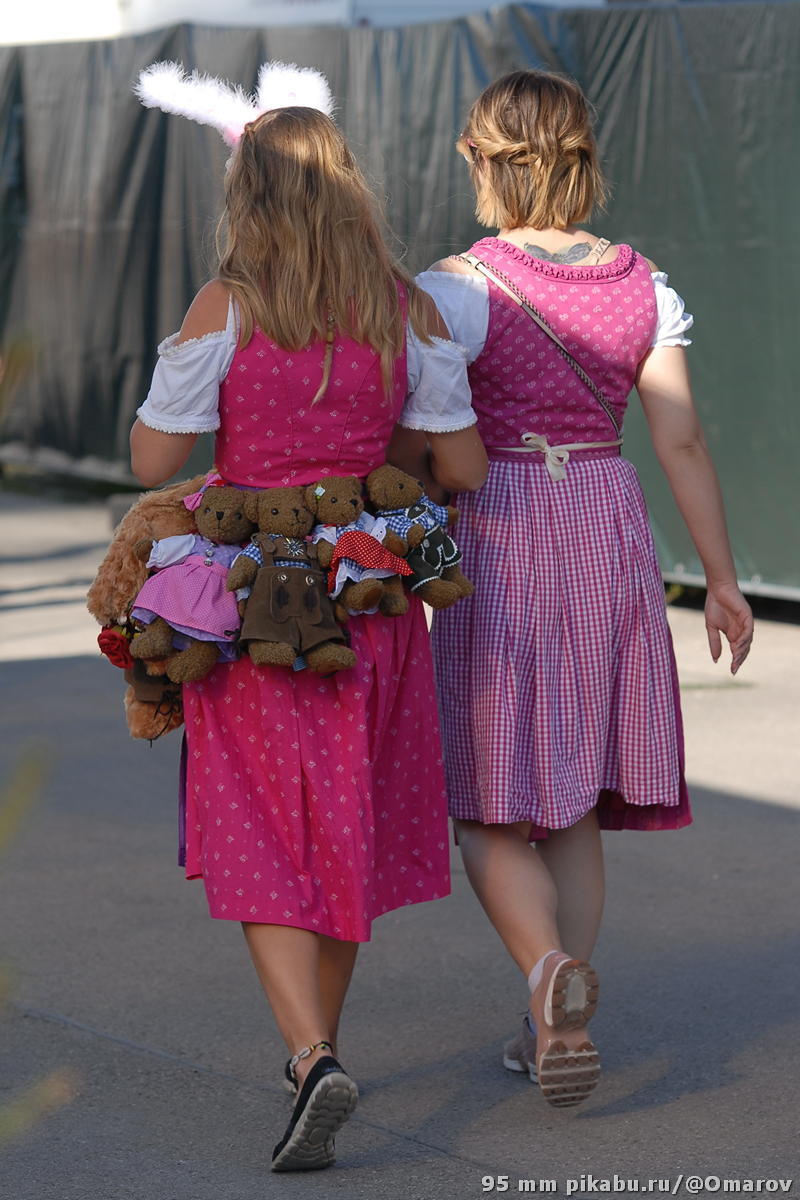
[365, 465, 474, 610]
[226, 486, 355, 674]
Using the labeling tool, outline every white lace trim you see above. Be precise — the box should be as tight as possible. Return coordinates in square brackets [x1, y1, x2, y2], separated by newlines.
[403, 327, 475, 432]
[428, 333, 470, 358]
[136, 412, 220, 435]
[399, 416, 478, 433]
[157, 327, 230, 359]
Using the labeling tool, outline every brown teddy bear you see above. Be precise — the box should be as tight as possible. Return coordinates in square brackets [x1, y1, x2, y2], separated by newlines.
[305, 475, 412, 619]
[87, 474, 206, 739]
[128, 483, 256, 683]
[124, 661, 184, 741]
[226, 486, 356, 675]
[87, 476, 203, 627]
[365, 464, 474, 609]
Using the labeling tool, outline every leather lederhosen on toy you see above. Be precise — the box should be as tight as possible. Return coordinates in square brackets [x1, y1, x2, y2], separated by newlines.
[239, 533, 349, 654]
[404, 502, 463, 592]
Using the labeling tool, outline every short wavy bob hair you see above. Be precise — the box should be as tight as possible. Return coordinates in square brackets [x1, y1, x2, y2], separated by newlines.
[457, 70, 608, 231]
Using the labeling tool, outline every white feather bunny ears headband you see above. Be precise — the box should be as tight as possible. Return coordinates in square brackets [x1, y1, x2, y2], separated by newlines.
[135, 61, 335, 147]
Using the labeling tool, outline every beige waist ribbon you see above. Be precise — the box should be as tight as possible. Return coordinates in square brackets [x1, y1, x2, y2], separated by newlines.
[498, 432, 623, 482]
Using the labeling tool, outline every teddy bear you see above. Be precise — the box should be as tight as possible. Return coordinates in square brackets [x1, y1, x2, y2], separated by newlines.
[124, 661, 184, 740]
[128, 482, 257, 683]
[87, 474, 206, 738]
[305, 475, 412, 620]
[226, 486, 356, 675]
[93, 620, 182, 740]
[365, 464, 474, 609]
[87, 475, 202, 627]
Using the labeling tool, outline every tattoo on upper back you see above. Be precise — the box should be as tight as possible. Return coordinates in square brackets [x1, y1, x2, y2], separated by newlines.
[523, 241, 593, 264]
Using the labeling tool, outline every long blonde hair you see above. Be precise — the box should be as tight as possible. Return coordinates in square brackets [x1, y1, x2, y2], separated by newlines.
[216, 106, 429, 397]
[458, 71, 608, 231]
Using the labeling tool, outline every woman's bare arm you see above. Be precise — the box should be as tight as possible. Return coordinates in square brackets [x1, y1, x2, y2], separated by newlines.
[636, 345, 753, 673]
[129, 281, 229, 487]
[387, 292, 488, 496]
[385, 426, 437, 492]
[427, 426, 488, 493]
[129, 427, 198, 488]
[385, 424, 488, 499]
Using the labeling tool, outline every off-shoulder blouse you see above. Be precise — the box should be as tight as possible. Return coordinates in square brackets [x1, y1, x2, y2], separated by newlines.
[136, 297, 477, 437]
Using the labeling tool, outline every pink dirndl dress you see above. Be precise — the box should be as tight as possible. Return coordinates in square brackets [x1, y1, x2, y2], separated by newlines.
[180, 328, 450, 941]
[431, 239, 691, 836]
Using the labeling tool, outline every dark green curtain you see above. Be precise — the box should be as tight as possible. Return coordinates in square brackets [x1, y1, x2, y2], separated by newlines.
[0, 3, 796, 595]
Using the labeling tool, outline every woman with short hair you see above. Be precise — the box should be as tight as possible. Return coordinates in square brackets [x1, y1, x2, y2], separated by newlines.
[417, 69, 752, 1107]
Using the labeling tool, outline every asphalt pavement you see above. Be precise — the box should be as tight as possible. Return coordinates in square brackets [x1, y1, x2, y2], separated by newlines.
[1, 489, 798, 1200]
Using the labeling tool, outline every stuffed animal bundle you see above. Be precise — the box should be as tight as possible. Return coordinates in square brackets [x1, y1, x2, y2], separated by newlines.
[87, 474, 206, 739]
[365, 465, 474, 609]
[226, 486, 356, 674]
[89, 465, 474, 735]
[87, 476, 202, 626]
[129, 483, 256, 683]
[306, 475, 412, 619]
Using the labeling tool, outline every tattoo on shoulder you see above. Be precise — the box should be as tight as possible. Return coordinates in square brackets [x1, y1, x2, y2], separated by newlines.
[524, 241, 593, 264]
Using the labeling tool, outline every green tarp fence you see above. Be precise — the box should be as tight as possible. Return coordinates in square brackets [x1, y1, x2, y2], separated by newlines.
[1, 3, 797, 596]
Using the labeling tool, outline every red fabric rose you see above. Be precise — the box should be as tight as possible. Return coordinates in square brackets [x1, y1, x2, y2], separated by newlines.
[98, 625, 134, 670]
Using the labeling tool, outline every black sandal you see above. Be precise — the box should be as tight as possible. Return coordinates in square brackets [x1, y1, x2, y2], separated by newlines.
[271, 1042, 358, 1172]
[283, 1057, 298, 1095]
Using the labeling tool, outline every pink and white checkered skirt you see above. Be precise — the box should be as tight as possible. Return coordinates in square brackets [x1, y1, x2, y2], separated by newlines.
[431, 454, 691, 835]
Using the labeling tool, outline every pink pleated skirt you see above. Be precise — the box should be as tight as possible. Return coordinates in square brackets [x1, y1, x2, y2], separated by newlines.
[181, 597, 451, 941]
[431, 455, 691, 836]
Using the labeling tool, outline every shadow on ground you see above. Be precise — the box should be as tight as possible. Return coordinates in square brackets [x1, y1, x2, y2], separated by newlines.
[1, 655, 798, 1197]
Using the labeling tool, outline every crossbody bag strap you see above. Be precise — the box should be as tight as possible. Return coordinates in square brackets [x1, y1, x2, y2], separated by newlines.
[589, 236, 611, 263]
[457, 252, 621, 439]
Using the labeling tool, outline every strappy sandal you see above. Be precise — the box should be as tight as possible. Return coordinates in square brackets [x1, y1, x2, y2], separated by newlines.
[283, 1057, 299, 1096]
[283, 1040, 338, 1096]
[271, 1042, 358, 1172]
[528, 954, 601, 1108]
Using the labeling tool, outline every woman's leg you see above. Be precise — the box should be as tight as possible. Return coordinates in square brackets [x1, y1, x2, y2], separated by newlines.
[243, 923, 360, 1170]
[243, 923, 328, 1084]
[536, 809, 605, 962]
[456, 815, 601, 1107]
[455, 811, 604, 969]
[454, 819, 563, 975]
[318, 934, 359, 1056]
[242, 924, 359, 1081]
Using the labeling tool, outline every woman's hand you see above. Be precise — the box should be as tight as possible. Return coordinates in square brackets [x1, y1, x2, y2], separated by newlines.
[704, 581, 753, 675]
[637, 346, 753, 677]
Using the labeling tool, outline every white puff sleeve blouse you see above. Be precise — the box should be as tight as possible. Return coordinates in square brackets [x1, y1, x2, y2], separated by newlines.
[414, 268, 694, 364]
[135, 298, 477, 436]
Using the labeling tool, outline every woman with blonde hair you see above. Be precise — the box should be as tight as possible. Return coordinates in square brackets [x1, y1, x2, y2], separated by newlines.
[417, 69, 752, 1107]
[130, 65, 486, 1170]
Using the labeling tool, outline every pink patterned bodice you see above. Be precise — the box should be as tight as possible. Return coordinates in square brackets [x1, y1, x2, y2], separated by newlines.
[216, 326, 407, 488]
[466, 238, 658, 450]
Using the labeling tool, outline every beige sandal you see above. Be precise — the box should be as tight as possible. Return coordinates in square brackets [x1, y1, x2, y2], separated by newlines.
[528, 953, 601, 1107]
